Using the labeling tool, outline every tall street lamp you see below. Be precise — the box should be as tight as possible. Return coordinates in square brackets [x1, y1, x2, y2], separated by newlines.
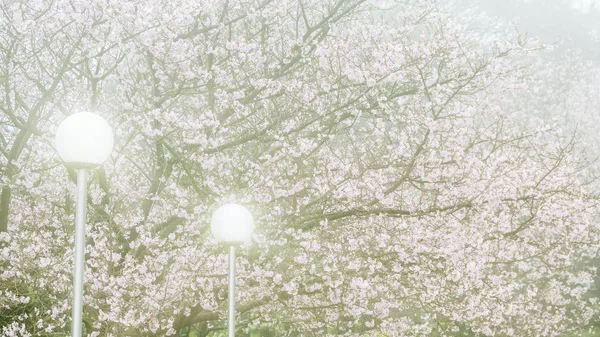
[210, 203, 255, 337]
[55, 112, 114, 337]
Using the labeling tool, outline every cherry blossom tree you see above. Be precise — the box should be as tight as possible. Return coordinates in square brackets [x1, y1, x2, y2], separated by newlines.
[1, 0, 599, 336]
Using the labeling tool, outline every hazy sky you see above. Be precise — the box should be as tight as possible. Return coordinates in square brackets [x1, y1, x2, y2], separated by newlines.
[571, 0, 598, 12]
[458, 0, 600, 59]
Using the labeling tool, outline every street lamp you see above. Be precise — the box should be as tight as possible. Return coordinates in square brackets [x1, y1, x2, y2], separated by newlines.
[55, 112, 114, 337]
[210, 203, 255, 337]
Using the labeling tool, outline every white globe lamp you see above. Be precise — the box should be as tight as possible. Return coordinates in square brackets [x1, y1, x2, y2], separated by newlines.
[210, 203, 255, 244]
[55, 111, 114, 168]
[210, 203, 255, 337]
[55, 111, 114, 337]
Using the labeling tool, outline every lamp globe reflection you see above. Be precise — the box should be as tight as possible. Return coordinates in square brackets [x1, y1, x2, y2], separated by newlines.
[211, 203, 255, 244]
[55, 112, 114, 167]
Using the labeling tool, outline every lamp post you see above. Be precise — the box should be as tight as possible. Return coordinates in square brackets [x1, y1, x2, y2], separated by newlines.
[55, 112, 114, 337]
[210, 203, 255, 337]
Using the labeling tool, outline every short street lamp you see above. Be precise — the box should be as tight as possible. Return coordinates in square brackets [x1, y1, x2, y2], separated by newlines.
[210, 203, 255, 337]
[55, 112, 114, 337]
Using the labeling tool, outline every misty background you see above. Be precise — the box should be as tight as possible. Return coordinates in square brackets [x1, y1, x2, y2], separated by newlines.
[452, 0, 600, 162]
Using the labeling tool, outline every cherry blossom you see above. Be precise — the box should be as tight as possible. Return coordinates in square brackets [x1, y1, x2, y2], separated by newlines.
[1, 0, 599, 336]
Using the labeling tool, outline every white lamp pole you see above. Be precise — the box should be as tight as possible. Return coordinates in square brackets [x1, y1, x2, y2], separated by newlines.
[210, 203, 255, 337]
[55, 112, 114, 337]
